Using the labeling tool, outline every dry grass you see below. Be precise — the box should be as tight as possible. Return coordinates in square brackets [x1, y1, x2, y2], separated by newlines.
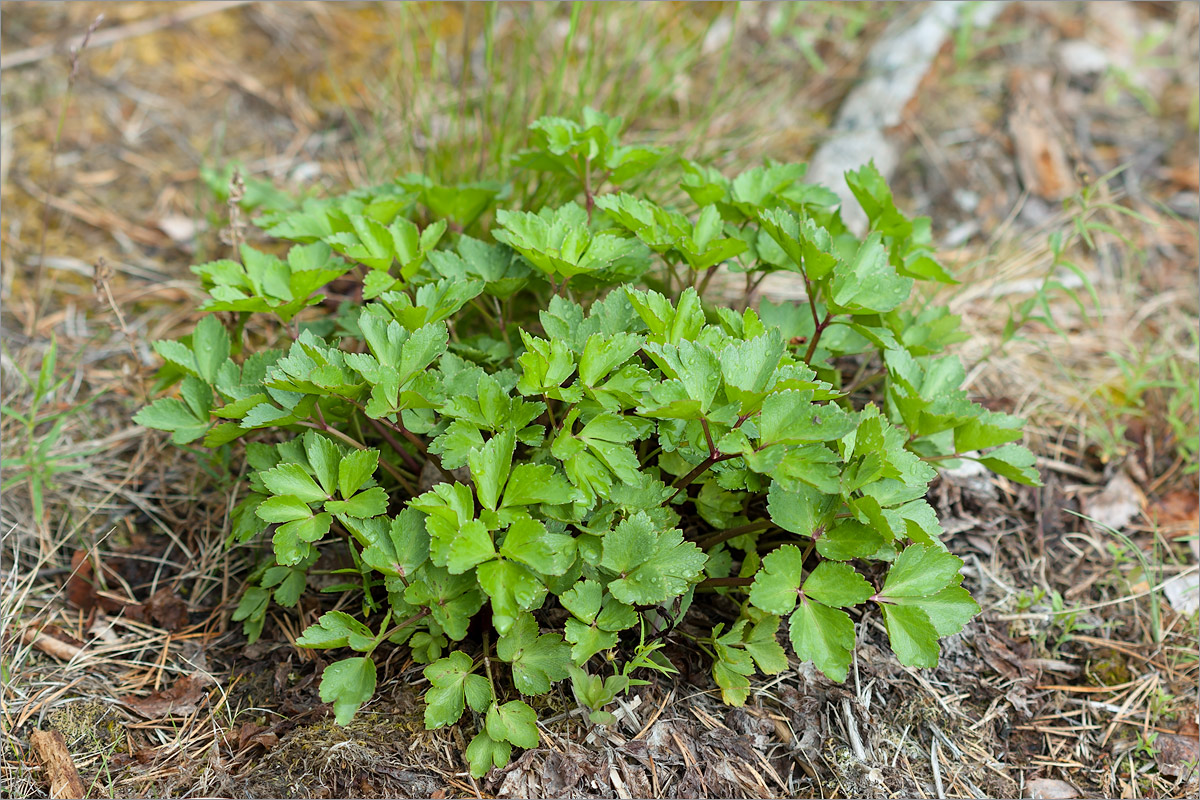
[2, 2, 1197, 798]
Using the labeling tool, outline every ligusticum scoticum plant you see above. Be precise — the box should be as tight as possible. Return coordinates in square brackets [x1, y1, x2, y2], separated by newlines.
[137, 109, 1041, 777]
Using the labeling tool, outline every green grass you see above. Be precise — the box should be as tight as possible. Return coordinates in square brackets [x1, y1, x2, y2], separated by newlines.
[0, 338, 98, 526]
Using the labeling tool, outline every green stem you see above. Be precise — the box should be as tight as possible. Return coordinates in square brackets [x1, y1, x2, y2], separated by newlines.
[482, 629, 498, 700]
[378, 609, 429, 644]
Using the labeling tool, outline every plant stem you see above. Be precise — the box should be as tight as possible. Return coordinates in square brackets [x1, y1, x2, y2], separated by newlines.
[696, 576, 754, 590]
[695, 519, 775, 550]
[803, 310, 832, 364]
[667, 452, 729, 502]
[696, 264, 720, 299]
[366, 417, 423, 475]
[482, 629, 498, 700]
[700, 417, 716, 456]
[378, 609, 429, 643]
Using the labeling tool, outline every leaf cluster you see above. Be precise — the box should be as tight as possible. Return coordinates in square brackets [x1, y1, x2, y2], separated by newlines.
[139, 109, 1040, 778]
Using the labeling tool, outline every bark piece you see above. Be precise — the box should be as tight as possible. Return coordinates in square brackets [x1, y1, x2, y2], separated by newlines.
[30, 729, 86, 800]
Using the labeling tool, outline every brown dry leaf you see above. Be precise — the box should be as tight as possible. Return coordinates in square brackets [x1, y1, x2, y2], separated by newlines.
[1148, 489, 1199, 538]
[1154, 732, 1199, 780]
[1080, 471, 1145, 532]
[236, 722, 278, 753]
[1008, 69, 1077, 201]
[1167, 161, 1200, 192]
[128, 587, 189, 631]
[121, 674, 211, 719]
[1025, 777, 1082, 798]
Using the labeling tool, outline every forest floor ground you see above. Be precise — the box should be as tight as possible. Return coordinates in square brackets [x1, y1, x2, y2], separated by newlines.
[2, 2, 1198, 798]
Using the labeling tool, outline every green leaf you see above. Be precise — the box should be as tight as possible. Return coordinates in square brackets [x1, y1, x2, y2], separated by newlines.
[134, 398, 208, 444]
[439, 519, 496, 575]
[303, 431, 341, 496]
[319, 656, 377, 725]
[953, 412, 1025, 452]
[565, 619, 619, 664]
[600, 512, 707, 606]
[500, 517, 576, 576]
[816, 519, 886, 561]
[766, 481, 838, 537]
[789, 600, 855, 682]
[560, 580, 603, 623]
[502, 464, 577, 508]
[879, 544, 963, 599]
[748, 545, 805, 615]
[759, 391, 855, 445]
[829, 233, 913, 314]
[261, 463, 328, 503]
[360, 508, 429, 579]
[892, 585, 979, 637]
[880, 604, 940, 668]
[325, 487, 388, 519]
[468, 431, 516, 513]
[192, 316, 231, 384]
[496, 613, 571, 696]
[297, 610, 375, 651]
[339, 449, 379, 499]
[423, 651, 492, 728]
[485, 700, 540, 749]
[477, 559, 547, 636]
[465, 730, 511, 778]
[802, 561, 872, 608]
[403, 566, 484, 640]
[974, 445, 1042, 486]
[743, 616, 788, 674]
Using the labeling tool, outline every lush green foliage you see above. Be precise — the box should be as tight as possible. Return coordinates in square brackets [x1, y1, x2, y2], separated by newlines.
[138, 110, 1040, 777]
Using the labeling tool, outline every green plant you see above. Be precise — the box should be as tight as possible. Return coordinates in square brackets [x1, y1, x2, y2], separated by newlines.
[1, 338, 97, 524]
[137, 110, 1040, 777]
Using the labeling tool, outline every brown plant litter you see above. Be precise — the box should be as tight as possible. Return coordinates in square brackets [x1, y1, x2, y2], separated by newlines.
[2, 2, 1197, 798]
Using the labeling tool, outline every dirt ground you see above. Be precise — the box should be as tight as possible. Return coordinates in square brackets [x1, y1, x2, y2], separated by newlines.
[2, 3, 1197, 798]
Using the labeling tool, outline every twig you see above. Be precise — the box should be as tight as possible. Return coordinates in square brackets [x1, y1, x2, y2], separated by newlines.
[22, 626, 83, 662]
[3, 1, 254, 71]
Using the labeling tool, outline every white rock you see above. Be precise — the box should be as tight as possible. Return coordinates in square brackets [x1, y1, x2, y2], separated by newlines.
[1056, 40, 1111, 77]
